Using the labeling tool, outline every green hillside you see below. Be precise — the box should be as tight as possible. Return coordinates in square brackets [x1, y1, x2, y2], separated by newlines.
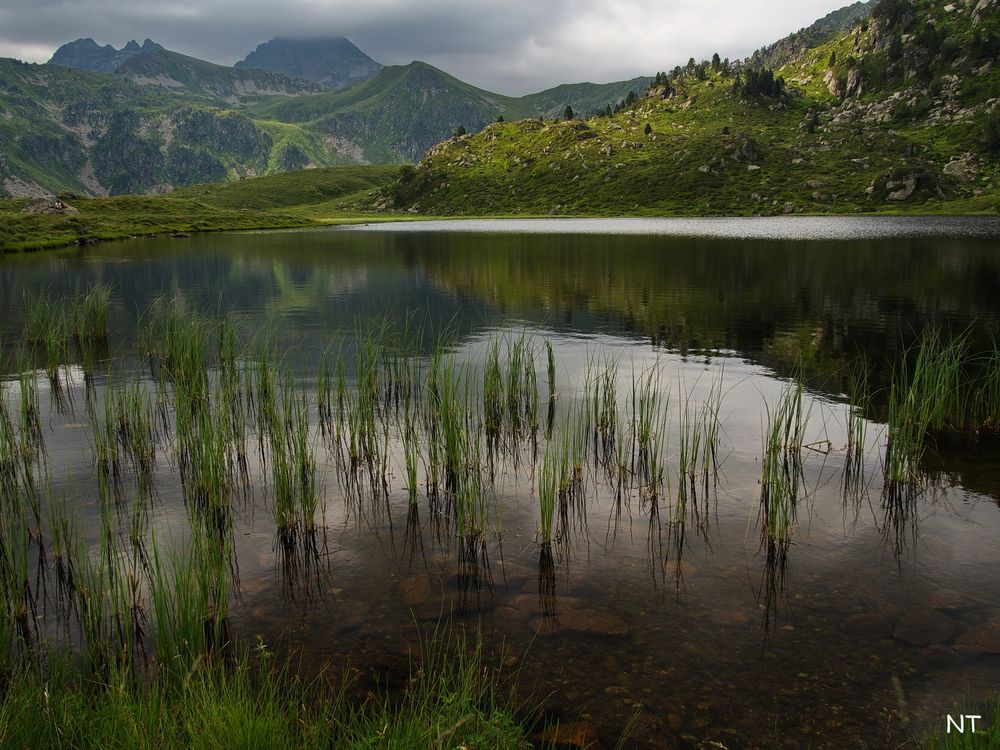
[386, 0, 1000, 216]
[517, 77, 653, 119]
[252, 61, 540, 162]
[0, 165, 399, 252]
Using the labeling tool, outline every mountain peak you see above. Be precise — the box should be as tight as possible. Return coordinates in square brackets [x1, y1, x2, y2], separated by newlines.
[235, 36, 382, 90]
[48, 37, 163, 73]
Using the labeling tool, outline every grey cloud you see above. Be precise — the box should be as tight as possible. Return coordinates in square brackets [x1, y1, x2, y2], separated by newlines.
[0, 0, 856, 94]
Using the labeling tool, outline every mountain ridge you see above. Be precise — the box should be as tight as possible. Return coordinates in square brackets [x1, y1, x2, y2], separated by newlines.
[0, 41, 654, 195]
[7, 0, 996, 208]
[235, 37, 383, 90]
[48, 38, 162, 73]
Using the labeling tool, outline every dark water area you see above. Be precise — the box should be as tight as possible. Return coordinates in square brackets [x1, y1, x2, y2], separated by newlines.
[3, 217, 1000, 749]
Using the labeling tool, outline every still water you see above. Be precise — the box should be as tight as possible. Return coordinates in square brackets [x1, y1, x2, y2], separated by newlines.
[3, 217, 1000, 749]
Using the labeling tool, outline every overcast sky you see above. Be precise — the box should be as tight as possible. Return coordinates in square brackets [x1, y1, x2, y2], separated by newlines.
[0, 0, 855, 95]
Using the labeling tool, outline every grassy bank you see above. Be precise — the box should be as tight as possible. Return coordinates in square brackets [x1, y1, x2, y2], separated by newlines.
[0, 165, 401, 254]
[0, 640, 531, 750]
[925, 698, 1000, 748]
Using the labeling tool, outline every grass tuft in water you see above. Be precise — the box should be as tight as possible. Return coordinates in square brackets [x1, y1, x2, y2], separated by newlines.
[759, 374, 808, 543]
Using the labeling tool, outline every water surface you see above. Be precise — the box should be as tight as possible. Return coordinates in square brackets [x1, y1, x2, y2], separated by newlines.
[3, 217, 1000, 749]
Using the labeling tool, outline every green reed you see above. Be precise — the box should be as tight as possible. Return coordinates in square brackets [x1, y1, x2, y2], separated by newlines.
[759, 377, 807, 542]
[0, 390, 18, 508]
[845, 359, 870, 472]
[677, 373, 724, 497]
[584, 352, 620, 465]
[0, 512, 36, 665]
[483, 339, 504, 437]
[142, 301, 210, 397]
[402, 417, 420, 504]
[109, 380, 159, 494]
[23, 291, 68, 383]
[316, 345, 340, 442]
[71, 523, 144, 674]
[481, 332, 540, 439]
[546, 340, 556, 403]
[71, 283, 114, 341]
[269, 377, 318, 531]
[884, 330, 966, 485]
[16, 365, 42, 454]
[149, 530, 231, 673]
[175, 383, 235, 530]
[631, 366, 664, 476]
[46, 490, 78, 607]
[538, 445, 559, 544]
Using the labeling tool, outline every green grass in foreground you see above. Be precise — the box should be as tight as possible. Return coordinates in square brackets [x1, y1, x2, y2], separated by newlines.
[925, 698, 1000, 748]
[0, 165, 401, 254]
[0, 638, 531, 750]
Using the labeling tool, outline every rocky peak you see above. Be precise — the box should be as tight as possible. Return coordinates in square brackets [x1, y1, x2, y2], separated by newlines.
[47, 37, 163, 74]
[235, 37, 382, 90]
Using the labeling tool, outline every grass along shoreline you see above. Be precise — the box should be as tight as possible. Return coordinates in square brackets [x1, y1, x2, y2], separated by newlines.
[0, 165, 402, 254]
[0, 634, 537, 750]
[3, 163, 1000, 255]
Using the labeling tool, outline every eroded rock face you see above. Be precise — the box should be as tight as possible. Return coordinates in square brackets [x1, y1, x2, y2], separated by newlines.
[846, 68, 864, 99]
[943, 152, 978, 180]
[825, 69, 845, 99]
[887, 175, 918, 201]
[973, 0, 996, 24]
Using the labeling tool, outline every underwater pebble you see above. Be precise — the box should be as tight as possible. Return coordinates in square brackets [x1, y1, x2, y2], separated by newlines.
[893, 608, 958, 646]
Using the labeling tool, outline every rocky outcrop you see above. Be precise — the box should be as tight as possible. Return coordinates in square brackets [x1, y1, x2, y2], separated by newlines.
[731, 134, 760, 163]
[20, 198, 77, 214]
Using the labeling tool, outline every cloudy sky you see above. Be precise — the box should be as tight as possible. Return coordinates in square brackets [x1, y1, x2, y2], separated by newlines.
[0, 0, 855, 94]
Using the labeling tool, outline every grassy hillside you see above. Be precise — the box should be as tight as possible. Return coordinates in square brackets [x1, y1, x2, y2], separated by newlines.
[252, 62, 540, 163]
[518, 77, 654, 119]
[386, 0, 1000, 216]
[0, 165, 399, 252]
